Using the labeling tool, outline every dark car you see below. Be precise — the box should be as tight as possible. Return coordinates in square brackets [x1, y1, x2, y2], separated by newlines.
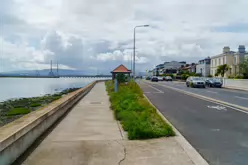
[205, 78, 222, 88]
[146, 76, 151, 80]
[151, 76, 158, 82]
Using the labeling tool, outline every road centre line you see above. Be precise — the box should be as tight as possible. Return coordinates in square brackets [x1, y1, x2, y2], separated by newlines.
[146, 84, 164, 93]
[235, 96, 248, 100]
[206, 90, 218, 94]
[143, 81, 248, 114]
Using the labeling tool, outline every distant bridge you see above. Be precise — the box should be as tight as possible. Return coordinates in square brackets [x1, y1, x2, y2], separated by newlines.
[0, 75, 112, 78]
[59, 75, 112, 78]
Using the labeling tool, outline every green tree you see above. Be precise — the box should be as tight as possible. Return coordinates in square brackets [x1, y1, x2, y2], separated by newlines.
[239, 58, 248, 78]
[116, 73, 126, 83]
[216, 64, 230, 77]
[156, 69, 159, 76]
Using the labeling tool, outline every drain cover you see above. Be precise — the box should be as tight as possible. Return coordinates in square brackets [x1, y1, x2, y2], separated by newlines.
[90, 102, 101, 104]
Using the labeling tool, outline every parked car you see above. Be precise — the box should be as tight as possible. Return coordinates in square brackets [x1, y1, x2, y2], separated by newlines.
[205, 78, 222, 88]
[157, 77, 164, 81]
[146, 76, 151, 80]
[186, 77, 205, 88]
[163, 76, 173, 81]
[151, 76, 159, 82]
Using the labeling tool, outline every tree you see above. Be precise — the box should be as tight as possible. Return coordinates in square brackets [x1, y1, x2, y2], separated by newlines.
[116, 73, 126, 83]
[156, 69, 159, 76]
[216, 64, 230, 77]
[239, 58, 248, 78]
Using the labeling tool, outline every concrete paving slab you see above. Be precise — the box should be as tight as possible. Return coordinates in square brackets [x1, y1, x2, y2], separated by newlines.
[120, 138, 194, 165]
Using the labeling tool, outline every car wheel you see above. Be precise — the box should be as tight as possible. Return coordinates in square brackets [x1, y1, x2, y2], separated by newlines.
[203, 85, 206, 88]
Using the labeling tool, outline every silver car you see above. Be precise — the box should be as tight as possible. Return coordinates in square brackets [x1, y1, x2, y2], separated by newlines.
[186, 77, 205, 88]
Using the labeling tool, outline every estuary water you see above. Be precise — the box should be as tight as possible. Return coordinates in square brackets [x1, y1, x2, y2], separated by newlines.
[0, 78, 107, 102]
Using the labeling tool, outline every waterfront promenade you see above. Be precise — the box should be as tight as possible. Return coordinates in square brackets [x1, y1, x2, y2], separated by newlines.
[14, 82, 195, 165]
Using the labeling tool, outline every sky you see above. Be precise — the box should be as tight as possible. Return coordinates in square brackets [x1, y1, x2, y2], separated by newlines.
[1, 0, 248, 74]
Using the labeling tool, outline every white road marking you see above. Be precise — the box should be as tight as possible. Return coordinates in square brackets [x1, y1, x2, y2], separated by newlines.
[156, 83, 248, 115]
[235, 96, 248, 100]
[147, 84, 164, 93]
[206, 90, 218, 94]
[211, 129, 220, 132]
[207, 105, 227, 111]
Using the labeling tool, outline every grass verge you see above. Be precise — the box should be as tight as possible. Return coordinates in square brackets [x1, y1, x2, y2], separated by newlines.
[7, 108, 31, 116]
[105, 80, 175, 140]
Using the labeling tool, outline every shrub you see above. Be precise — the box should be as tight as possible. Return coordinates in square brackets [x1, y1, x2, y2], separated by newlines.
[234, 75, 243, 79]
[105, 81, 175, 140]
[190, 82, 194, 87]
[208, 74, 213, 78]
[7, 108, 31, 116]
[182, 74, 189, 80]
[30, 103, 42, 107]
[116, 73, 126, 83]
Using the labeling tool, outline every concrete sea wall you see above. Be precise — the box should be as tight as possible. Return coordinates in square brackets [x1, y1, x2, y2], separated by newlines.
[0, 81, 102, 165]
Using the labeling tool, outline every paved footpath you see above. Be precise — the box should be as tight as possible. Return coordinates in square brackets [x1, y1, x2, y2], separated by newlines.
[19, 82, 195, 165]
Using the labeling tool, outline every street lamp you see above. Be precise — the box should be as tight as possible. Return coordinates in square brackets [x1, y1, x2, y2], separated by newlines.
[133, 24, 149, 79]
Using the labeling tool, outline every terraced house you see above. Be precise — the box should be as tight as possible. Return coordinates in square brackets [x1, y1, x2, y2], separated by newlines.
[210, 46, 248, 77]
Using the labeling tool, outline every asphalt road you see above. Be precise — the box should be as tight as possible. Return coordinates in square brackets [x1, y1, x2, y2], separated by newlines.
[156, 81, 248, 108]
[138, 81, 248, 165]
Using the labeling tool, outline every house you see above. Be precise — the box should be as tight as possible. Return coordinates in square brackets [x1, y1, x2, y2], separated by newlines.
[163, 61, 186, 74]
[196, 57, 211, 77]
[210, 46, 248, 77]
[180, 64, 197, 73]
[156, 64, 165, 75]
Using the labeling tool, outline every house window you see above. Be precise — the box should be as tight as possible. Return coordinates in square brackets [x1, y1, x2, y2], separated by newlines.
[219, 58, 221, 65]
[223, 57, 225, 64]
[215, 59, 217, 66]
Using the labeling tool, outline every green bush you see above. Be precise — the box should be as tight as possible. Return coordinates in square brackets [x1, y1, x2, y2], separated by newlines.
[208, 74, 213, 78]
[182, 74, 189, 80]
[7, 108, 31, 116]
[234, 75, 244, 79]
[116, 73, 126, 83]
[30, 103, 42, 107]
[190, 82, 194, 87]
[105, 81, 175, 140]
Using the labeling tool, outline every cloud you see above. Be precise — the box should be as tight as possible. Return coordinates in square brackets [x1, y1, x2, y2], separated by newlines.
[1, 0, 248, 74]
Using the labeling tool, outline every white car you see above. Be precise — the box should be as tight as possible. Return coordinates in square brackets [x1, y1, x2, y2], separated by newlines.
[186, 77, 205, 88]
[157, 77, 164, 81]
[164, 76, 172, 81]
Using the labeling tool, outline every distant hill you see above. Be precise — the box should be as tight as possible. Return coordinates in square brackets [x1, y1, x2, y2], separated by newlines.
[0, 69, 110, 76]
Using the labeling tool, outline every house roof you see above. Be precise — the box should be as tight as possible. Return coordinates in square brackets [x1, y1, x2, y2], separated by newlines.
[111, 64, 131, 73]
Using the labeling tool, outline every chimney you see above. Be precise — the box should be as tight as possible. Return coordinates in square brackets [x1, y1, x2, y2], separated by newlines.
[223, 46, 230, 53]
[57, 60, 59, 76]
[238, 45, 245, 53]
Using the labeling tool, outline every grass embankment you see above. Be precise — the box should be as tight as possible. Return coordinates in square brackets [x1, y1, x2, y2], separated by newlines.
[0, 88, 79, 127]
[106, 81, 175, 140]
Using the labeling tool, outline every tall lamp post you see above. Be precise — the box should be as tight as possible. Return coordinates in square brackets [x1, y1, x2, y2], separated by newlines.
[133, 24, 149, 79]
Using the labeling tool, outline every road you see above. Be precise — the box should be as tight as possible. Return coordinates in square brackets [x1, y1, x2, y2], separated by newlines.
[138, 80, 248, 165]
[157, 81, 248, 108]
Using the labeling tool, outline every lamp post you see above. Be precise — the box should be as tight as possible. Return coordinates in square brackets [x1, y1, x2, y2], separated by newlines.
[133, 24, 149, 79]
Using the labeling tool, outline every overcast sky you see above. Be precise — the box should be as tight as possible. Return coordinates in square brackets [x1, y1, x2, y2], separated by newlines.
[1, 0, 248, 74]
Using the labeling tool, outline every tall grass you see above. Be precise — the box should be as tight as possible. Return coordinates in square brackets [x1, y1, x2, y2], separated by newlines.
[106, 81, 175, 140]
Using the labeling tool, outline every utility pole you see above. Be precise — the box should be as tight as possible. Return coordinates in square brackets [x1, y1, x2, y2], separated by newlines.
[57, 60, 59, 76]
[133, 25, 149, 79]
